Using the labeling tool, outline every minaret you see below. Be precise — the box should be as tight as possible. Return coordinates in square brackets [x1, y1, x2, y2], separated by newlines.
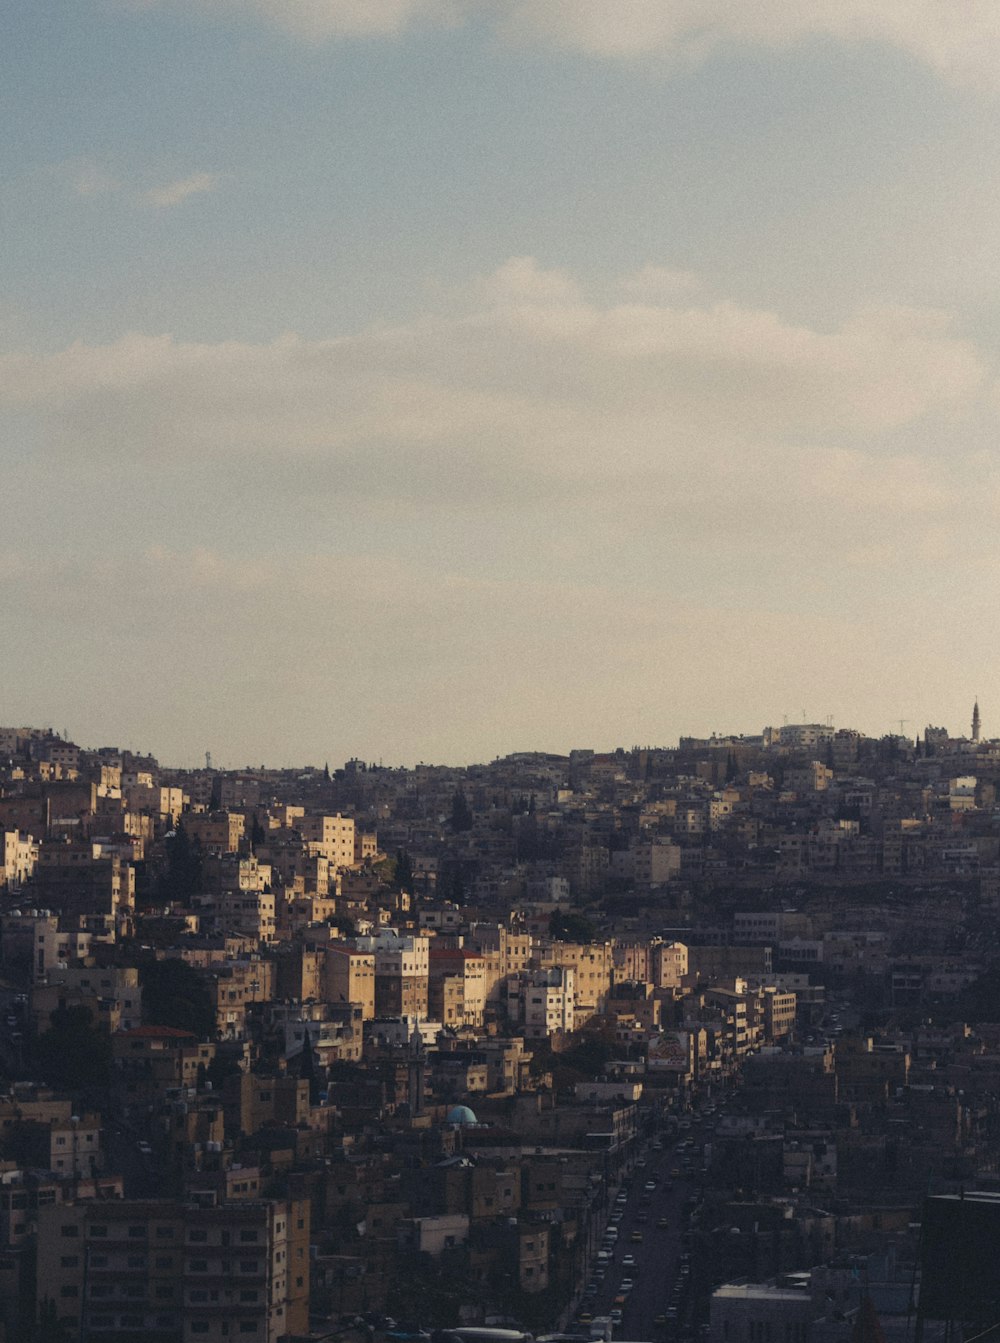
[972, 699, 981, 742]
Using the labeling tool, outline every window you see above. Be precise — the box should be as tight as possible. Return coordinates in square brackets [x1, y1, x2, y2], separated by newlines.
[155, 1226, 174, 1239]
[155, 1256, 173, 1270]
[60, 1255, 80, 1268]
[188, 1229, 208, 1243]
[155, 1284, 174, 1299]
[60, 1286, 78, 1298]
[191, 1322, 209, 1334]
[239, 1325, 257, 1335]
[238, 1230, 258, 1243]
[189, 1258, 208, 1272]
[126, 1255, 146, 1268]
[127, 1225, 145, 1239]
[60, 1224, 80, 1238]
[90, 1255, 108, 1268]
[239, 1290, 258, 1303]
[190, 1290, 209, 1303]
[239, 1260, 258, 1273]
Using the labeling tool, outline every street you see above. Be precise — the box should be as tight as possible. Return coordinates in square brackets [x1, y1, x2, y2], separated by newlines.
[578, 1122, 709, 1341]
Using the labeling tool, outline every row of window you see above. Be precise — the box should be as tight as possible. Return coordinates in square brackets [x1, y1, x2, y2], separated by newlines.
[66, 1223, 264, 1242]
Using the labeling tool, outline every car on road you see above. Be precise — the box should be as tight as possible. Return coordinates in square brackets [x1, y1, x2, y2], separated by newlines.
[644, 1180, 657, 1191]
[629, 1231, 643, 1243]
[621, 1256, 637, 1270]
[610, 1309, 623, 1326]
[657, 1217, 670, 1229]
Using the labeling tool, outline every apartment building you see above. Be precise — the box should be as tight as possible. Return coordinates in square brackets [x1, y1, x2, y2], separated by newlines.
[297, 813, 356, 871]
[36, 1195, 309, 1343]
[323, 943, 376, 1020]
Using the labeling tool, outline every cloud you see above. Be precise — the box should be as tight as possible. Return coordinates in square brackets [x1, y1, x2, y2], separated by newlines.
[0, 261, 983, 490]
[143, 171, 219, 208]
[114, 0, 1000, 89]
[68, 158, 123, 199]
[498, 1, 1000, 89]
[121, 0, 471, 41]
[2, 259, 996, 763]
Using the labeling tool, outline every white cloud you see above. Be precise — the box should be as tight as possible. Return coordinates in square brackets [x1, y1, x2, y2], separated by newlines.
[0, 261, 983, 485]
[498, 0, 1000, 89]
[122, 0, 471, 40]
[143, 171, 219, 208]
[68, 158, 123, 198]
[2, 260, 996, 763]
[114, 0, 1000, 89]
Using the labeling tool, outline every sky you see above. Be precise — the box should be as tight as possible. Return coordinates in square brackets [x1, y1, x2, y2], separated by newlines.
[4, 0, 1000, 767]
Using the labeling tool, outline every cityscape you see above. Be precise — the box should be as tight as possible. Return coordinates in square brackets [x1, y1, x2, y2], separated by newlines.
[1, 715, 1000, 1342]
[8, 2, 1000, 1342]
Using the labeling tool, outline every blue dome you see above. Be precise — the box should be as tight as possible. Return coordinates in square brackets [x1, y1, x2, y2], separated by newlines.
[445, 1105, 478, 1126]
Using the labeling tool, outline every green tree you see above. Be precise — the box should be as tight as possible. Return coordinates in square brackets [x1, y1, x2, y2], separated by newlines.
[141, 957, 216, 1038]
[157, 820, 203, 906]
[250, 813, 266, 852]
[34, 1006, 112, 1091]
[393, 848, 414, 890]
[549, 908, 596, 943]
[450, 788, 473, 832]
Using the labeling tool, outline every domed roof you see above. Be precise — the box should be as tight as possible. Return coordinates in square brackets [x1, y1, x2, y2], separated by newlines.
[445, 1104, 478, 1126]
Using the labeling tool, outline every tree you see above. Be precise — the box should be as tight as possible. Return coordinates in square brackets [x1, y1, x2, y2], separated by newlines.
[157, 821, 202, 906]
[393, 848, 414, 891]
[34, 1006, 112, 1092]
[140, 957, 216, 1038]
[250, 813, 266, 852]
[550, 908, 596, 943]
[450, 788, 473, 832]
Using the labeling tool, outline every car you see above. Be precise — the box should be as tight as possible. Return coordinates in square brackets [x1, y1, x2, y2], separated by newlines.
[657, 1217, 670, 1229]
[670, 1167, 680, 1177]
[654, 1315, 668, 1327]
[610, 1309, 623, 1325]
[577, 1313, 593, 1325]
[613, 1294, 627, 1308]
[644, 1180, 657, 1191]
[636, 1213, 649, 1225]
[629, 1231, 643, 1243]
[137, 1141, 152, 1155]
[666, 1307, 679, 1320]
[621, 1256, 637, 1270]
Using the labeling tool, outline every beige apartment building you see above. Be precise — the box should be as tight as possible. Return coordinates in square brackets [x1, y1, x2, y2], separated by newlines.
[36, 1195, 309, 1343]
[357, 932, 430, 1019]
[534, 940, 612, 1018]
[0, 829, 37, 889]
[297, 813, 356, 871]
[184, 812, 246, 854]
[323, 943, 376, 1020]
[428, 948, 487, 1027]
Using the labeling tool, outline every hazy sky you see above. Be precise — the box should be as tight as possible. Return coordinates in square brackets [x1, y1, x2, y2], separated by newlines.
[4, 1, 1000, 766]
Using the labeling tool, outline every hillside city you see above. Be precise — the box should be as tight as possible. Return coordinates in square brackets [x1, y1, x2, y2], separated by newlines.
[1, 714, 1000, 1343]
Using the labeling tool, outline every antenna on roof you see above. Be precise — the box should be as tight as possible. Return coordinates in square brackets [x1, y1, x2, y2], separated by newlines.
[205, 751, 212, 771]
